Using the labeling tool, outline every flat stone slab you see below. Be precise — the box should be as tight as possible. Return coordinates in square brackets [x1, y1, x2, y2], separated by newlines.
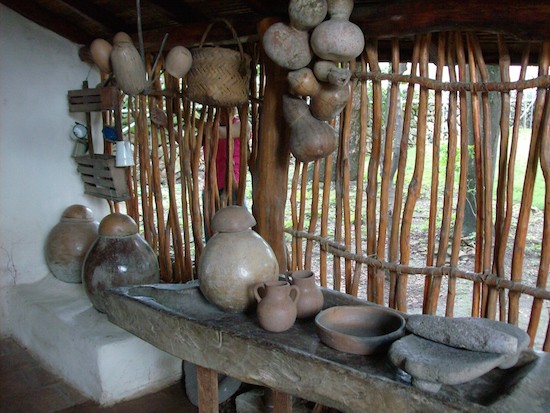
[389, 334, 506, 392]
[406, 315, 521, 355]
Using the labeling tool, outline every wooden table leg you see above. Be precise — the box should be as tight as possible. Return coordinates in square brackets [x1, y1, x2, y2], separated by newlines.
[196, 365, 219, 413]
[273, 390, 293, 413]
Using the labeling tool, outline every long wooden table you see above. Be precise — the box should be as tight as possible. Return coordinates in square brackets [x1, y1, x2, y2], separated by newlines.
[104, 282, 550, 413]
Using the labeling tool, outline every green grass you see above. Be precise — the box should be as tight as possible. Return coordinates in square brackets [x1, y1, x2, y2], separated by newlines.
[400, 127, 545, 210]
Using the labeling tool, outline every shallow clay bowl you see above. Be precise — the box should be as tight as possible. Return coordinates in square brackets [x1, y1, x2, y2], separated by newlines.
[315, 305, 406, 355]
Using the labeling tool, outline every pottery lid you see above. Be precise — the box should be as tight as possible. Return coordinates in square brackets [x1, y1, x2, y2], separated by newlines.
[98, 213, 138, 236]
[61, 204, 94, 221]
[211, 206, 256, 233]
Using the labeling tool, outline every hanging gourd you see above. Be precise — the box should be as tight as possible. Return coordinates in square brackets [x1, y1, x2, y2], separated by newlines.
[110, 32, 147, 95]
[288, 67, 351, 121]
[283, 94, 338, 162]
[310, 0, 365, 62]
[165, 45, 193, 79]
[90, 38, 113, 74]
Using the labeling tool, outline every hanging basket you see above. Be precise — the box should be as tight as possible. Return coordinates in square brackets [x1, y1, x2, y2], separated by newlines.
[186, 19, 251, 107]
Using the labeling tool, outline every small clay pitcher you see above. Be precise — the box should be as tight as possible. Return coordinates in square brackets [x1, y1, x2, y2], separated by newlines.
[254, 281, 300, 332]
[286, 270, 324, 318]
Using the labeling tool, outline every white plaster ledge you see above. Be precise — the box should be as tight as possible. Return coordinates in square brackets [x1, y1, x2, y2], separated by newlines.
[7, 274, 181, 405]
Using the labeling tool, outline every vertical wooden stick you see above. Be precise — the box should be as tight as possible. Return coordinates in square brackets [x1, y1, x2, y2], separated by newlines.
[488, 34, 511, 319]
[509, 43, 550, 325]
[388, 35, 421, 309]
[351, 54, 369, 297]
[365, 41, 383, 303]
[498, 46, 530, 320]
[527, 87, 550, 346]
[397, 34, 430, 312]
[447, 32, 469, 317]
[424, 33, 445, 313]
[466, 33, 484, 317]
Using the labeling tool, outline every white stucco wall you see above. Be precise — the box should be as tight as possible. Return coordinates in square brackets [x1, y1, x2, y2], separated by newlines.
[0, 4, 108, 334]
[0, 8, 182, 404]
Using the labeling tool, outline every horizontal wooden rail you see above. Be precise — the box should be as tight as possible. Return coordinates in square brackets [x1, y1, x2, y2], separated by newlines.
[285, 228, 550, 301]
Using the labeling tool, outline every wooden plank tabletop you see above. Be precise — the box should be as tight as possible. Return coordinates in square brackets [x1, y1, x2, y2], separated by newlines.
[104, 282, 549, 413]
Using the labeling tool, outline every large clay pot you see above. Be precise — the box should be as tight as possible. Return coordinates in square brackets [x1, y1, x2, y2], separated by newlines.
[254, 281, 299, 332]
[45, 205, 99, 283]
[310, 0, 365, 62]
[82, 213, 159, 313]
[283, 94, 338, 162]
[286, 270, 324, 319]
[198, 206, 279, 312]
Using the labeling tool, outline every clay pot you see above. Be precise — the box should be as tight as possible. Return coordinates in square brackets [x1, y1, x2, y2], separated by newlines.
[198, 206, 279, 312]
[82, 213, 159, 313]
[165, 46, 193, 79]
[111, 33, 147, 95]
[310, 0, 364, 62]
[286, 270, 324, 319]
[254, 281, 299, 332]
[45, 205, 99, 283]
[262, 22, 312, 70]
[283, 94, 337, 162]
[288, 0, 328, 31]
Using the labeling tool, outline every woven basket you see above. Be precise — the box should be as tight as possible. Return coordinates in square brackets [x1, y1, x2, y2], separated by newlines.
[187, 19, 251, 107]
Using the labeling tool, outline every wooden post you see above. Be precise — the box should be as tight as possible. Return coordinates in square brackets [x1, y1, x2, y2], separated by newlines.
[273, 390, 293, 413]
[252, 18, 290, 272]
[196, 365, 219, 413]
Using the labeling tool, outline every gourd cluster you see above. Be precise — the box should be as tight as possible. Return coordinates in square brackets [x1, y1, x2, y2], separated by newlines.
[89, 33, 192, 96]
[263, 0, 364, 162]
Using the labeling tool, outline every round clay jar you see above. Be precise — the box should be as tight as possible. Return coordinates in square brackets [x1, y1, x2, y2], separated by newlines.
[45, 205, 99, 283]
[198, 206, 279, 312]
[82, 213, 159, 313]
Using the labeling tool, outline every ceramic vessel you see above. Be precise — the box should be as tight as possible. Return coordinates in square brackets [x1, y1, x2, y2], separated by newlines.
[283, 94, 338, 162]
[286, 270, 324, 318]
[310, 0, 364, 62]
[254, 281, 299, 332]
[315, 305, 406, 354]
[82, 213, 159, 313]
[198, 206, 279, 312]
[45, 205, 99, 283]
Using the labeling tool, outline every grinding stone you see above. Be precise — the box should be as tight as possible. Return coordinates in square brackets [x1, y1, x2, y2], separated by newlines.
[406, 314, 519, 355]
[389, 334, 506, 391]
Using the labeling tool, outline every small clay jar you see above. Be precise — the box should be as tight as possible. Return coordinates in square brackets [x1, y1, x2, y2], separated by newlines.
[82, 213, 159, 313]
[45, 205, 99, 283]
[286, 270, 324, 319]
[254, 281, 300, 332]
[198, 206, 279, 312]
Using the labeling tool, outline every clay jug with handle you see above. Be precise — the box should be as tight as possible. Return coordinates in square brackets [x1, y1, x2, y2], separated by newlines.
[254, 281, 300, 332]
[287, 270, 324, 318]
